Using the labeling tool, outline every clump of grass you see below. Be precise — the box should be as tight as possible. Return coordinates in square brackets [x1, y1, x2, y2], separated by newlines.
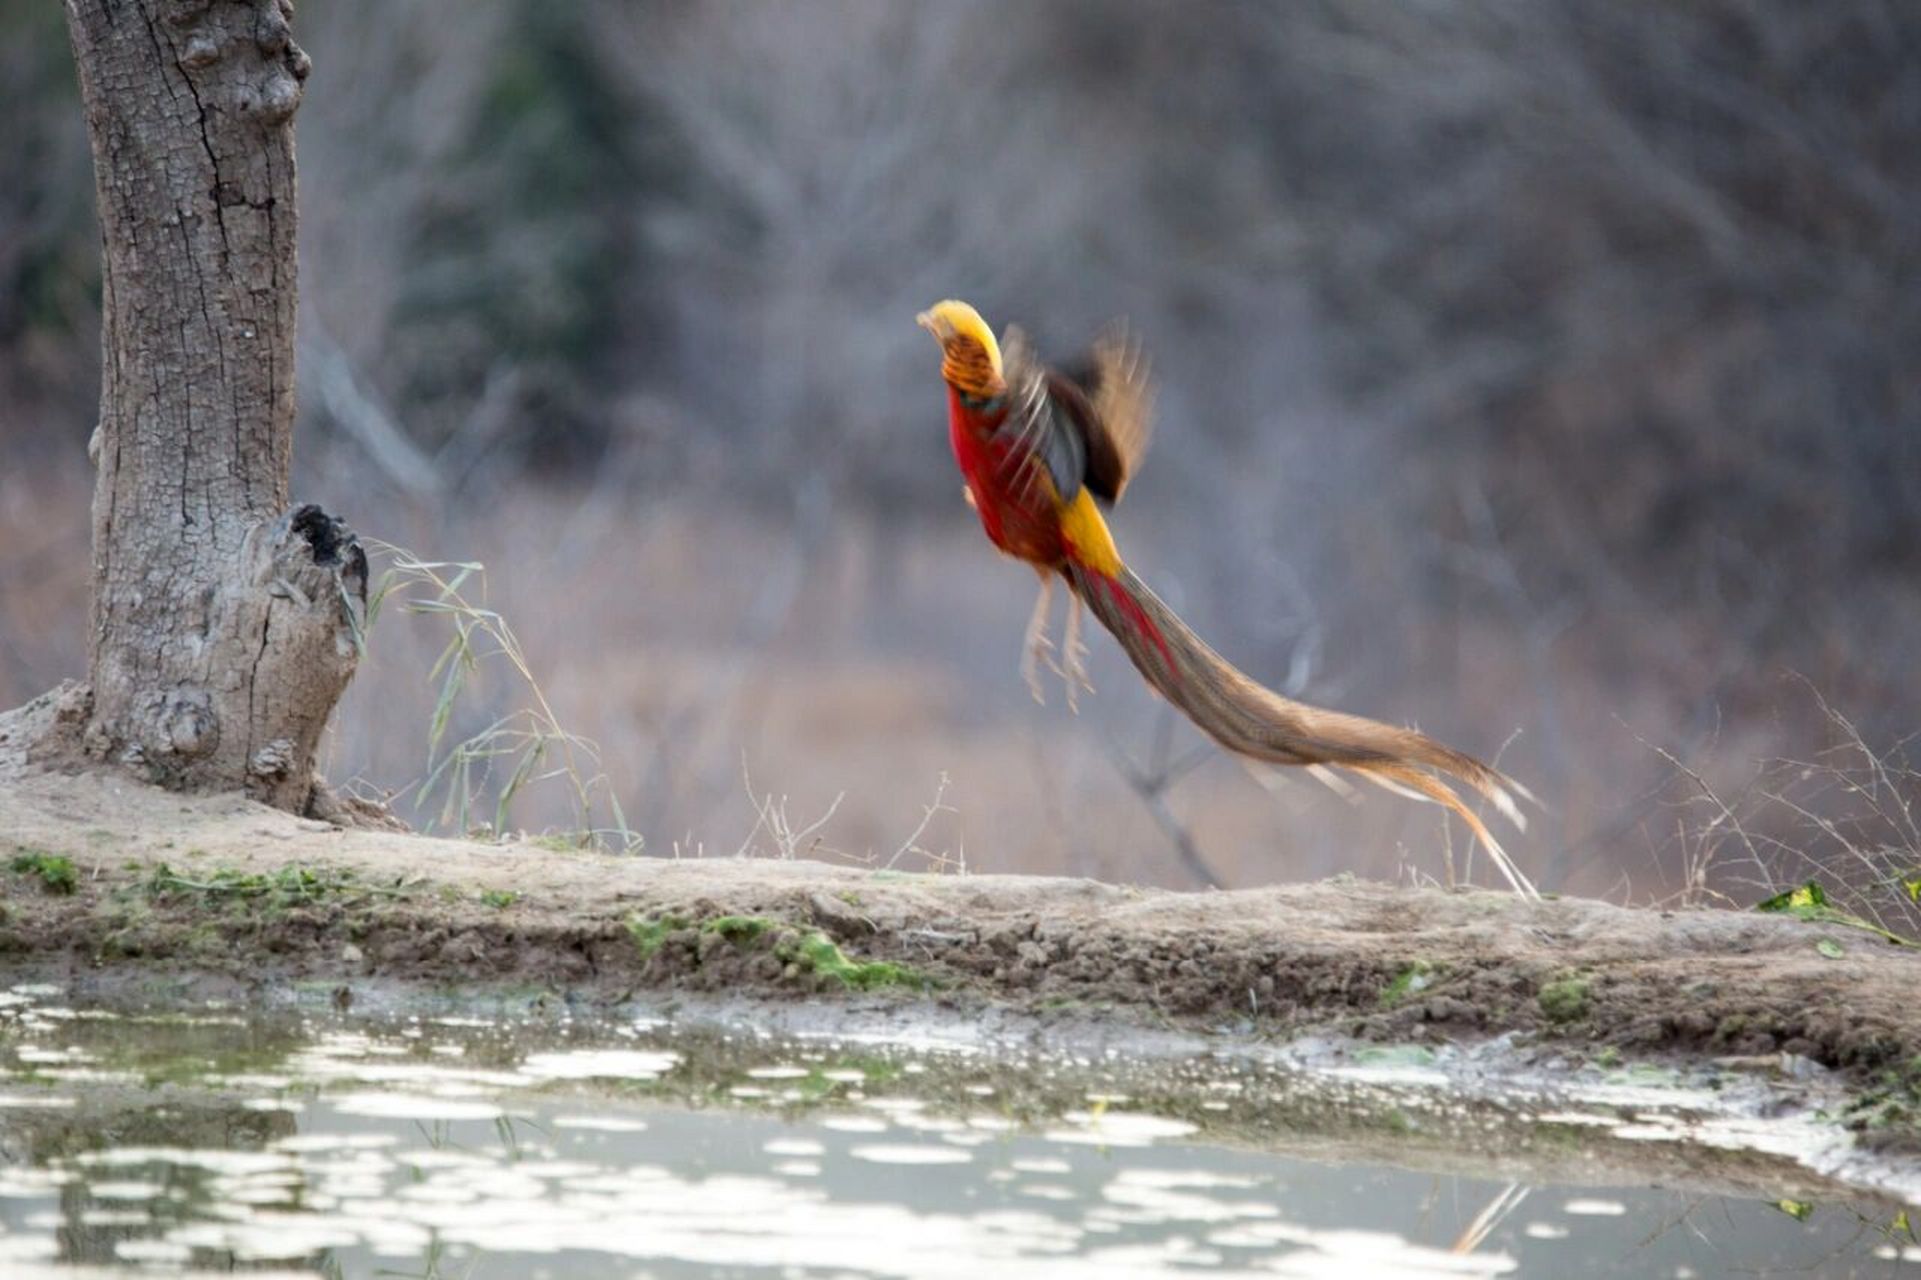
[733, 763, 964, 874]
[1755, 881, 1916, 949]
[9, 850, 77, 895]
[365, 542, 641, 855]
[733, 761, 846, 861]
[479, 889, 520, 909]
[1651, 686, 1921, 941]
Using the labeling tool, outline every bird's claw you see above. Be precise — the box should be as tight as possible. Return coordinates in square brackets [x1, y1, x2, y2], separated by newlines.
[1059, 592, 1093, 713]
[1061, 630, 1093, 713]
[1016, 575, 1091, 710]
[1021, 632, 1055, 705]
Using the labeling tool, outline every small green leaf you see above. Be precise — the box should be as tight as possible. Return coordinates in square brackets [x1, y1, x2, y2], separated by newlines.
[1815, 938, 1844, 959]
[1774, 1198, 1814, 1221]
[1757, 881, 1829, 914]
[1903, 877, 1921, 905]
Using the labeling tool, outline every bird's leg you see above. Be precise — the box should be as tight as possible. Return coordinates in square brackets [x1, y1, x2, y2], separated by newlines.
[1061, 588, 1093, 712]
[1019, 570, 1056, 705]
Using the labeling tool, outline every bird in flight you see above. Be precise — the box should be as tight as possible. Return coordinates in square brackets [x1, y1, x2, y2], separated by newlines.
[917, 299, 1537, 897]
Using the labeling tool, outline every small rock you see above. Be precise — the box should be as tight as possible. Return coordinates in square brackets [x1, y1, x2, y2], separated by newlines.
[1778, 1051, 1825, 1081]
[809, 891, 872, 937]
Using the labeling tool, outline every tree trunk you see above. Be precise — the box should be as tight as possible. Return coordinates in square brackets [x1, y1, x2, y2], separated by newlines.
[53, 0, 364, 811]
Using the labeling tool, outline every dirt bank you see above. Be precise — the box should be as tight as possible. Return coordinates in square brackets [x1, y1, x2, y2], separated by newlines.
[3, 768, 1919, 1136]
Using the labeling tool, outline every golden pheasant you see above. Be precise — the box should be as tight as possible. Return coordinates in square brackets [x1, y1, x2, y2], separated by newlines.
[917, 299, 1538, 897]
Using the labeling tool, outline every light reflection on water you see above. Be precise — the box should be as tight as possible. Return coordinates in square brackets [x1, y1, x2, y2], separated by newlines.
[0, 986, 1910, 1279]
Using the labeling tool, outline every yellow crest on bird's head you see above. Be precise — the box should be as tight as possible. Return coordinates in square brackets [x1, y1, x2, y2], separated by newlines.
[916, 298, 1005, 397]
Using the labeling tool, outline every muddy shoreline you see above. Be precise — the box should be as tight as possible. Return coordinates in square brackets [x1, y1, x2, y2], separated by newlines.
[3, 769, 1920, 1148]
[0, 983, 1900, 1211]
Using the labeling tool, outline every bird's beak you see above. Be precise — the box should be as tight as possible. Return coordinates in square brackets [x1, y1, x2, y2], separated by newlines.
[916, 309, 950, 342]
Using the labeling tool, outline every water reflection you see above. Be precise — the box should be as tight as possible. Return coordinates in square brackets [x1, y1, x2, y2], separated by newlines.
[0, 985, 1911, 1278]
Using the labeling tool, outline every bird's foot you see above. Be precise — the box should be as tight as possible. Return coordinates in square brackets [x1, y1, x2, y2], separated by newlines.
[1021, 630, 1055, 705]
[1060, 596, 1094, 713]
[1022, 637, 1055, 704]
[1061, 638, 1093, 712]
[1020, 574, 1058, 705]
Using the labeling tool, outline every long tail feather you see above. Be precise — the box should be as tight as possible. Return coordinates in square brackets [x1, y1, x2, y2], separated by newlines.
[1065, 561, 1538, 898]
[1353, 761, 1537, 900]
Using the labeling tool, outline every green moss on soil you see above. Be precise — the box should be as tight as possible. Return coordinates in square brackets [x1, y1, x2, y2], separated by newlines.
[626, 910, 927, 991]
[627, 913, 688, 960]
[10, 849, 77, 895]
[1380, 961, 1436, 1007]
[142, 863, 406, 915]
[778, 930, 927, 991]
[704, 915, 777, 944]
[1538, 973, 1592, 1023]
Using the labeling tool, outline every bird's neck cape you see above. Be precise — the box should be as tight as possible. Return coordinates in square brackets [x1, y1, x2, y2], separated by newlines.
[928, 300, 1005, 400]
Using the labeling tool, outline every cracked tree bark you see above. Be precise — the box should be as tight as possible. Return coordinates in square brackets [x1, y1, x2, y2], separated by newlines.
[32, 0, 365, 811]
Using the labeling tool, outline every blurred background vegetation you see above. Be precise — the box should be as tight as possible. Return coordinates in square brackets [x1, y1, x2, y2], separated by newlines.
[2, 1, 1917, 901]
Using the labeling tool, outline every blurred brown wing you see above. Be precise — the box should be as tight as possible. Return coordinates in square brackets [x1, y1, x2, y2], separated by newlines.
[1052, 327, 1155, 505]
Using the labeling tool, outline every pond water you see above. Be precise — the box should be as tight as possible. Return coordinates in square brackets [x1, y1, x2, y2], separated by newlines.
[0, 984, 1912, 1279]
